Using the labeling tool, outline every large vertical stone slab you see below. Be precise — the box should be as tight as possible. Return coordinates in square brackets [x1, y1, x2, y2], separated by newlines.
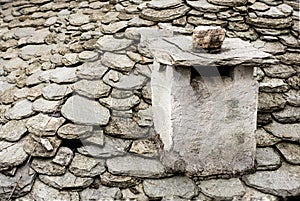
[148, 36, 275, 177]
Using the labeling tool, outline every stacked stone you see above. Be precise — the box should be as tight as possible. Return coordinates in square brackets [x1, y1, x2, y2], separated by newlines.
[0, 0, 299, 200]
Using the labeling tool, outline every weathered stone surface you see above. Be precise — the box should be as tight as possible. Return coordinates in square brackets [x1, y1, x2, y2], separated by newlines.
[39, 171, 93, 190]
[143, 176, 198, 199]
[146, 36, 274, 67]
[192, 26, 226, 50]
[26, 113, 65, 136]
[252, 40, 286, 55]
[279, 52, 300, 65]
[0, 140, 28, 171]
[101, 21, 128, 34]
[186, 0, 228, 12]
[107, 155, 165, 178]
[137, 107, 153, 126]
[146, 0, 182, 9]
[73, 80, 111, 99]
[81, 130, 104, 147]
[57, 123, 93, 140]
[5, 99, 35, 120]
[32, 98, 60, 113]
[101, 52, 135, 72]
[42, 83, 73, 100]
[242, 187, 280, 201]
[18, 179, 80, 201]
[258, 93, 286, 112]
[272, 105, 300, 123]
[256, 147, 281, 170]
[128, 16, 156, 27]
[249, 2, 270, 11]
[49, 67, 78, 83]
[105, 117, 149, 139]
[284, 90, 300, 106]
[69, 13, 90, 26]
[78, 136, 131, 158]
[199, 178, 245, 200]
[207, 0, 247, 6]
[61, 53, 80, 66]
[276, 142, 300, 165]
[242, 163, 300, 197]
[96, 35, 132, 51]
[24, 135, 61, 157]
[52, 147, 73, 166]
[287, 75, 300, 90]
[31, 158, 66, 175]
[141, 4, 190, 22]
[79, 186, 121, 201]
[78, 51, 98, 61]
[255, 128, 281, 147]
[259, 78, 290, 93]
[121, 184, 149, 201]
[76, 60, 108, 80]
[100, 171, 139, 188]
[20, 44, 55, 60]
[0, 120, 27, 141]
[3, 57, 28, 73]
[263, 64, 296, 78]
[69, 153, 106, 177]
[99, 95, 140, 111]
[0, 164, 36, 199]
[129, 137, 160, 157]
[103, 70, 148, 90]
[264, 121, 300, 142]
[61, 95, 110, 126]
[246, 16, 293, 29]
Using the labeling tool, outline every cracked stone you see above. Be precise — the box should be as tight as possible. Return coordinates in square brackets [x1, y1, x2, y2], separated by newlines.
[0, 140, 28, 171]
[73, 79, 111, 99]
[256, 147, 281, 170]
[276, 142, 300, 165]
[5, 99, 35, 120]
[69, 153, 106, 177]
[0, 119, 27, 142]
[26, 113, 65, 136]
[272, 105, 300, 123]
[143, 176, 198, 199]
[107, 155, 165, 178]
[42, 83, 73, 100]
[61, 95, 110, 126]
[242, 163, 300, 197]
[39, 171, 93, 190]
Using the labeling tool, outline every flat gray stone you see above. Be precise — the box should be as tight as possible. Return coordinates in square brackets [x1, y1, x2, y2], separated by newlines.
[61, 53, 80, 66]
[287, 75, 300, 90]
[0, 119, 27, 141]
[146, 0, 182, 9]
[263, 64, 296, 79]
[128, 16, 156, 27]
[3, 57, 28, 73]
[18, 179, 79, 201]
[61, 95, 110, 126]
[256, 147, 281, 170]
[252, 40, 286, 55]
[31, 158, 66, 176]
[57, 123, 93, 140]
[105, 117, 149, 139]
[32, 98, 60, 113]
[69, 13, 90, 26]
[78, 136, 131, 158]
[141, 4, 190, 22]
[49, 67, 78, 83]
[78, 51, 98, 61]
[5, 99, 35, 120]
[100, 21, 128, 34]
[143, 176, 198, 199]
[258, 93, 286, 112]
[52, 147, 73, 166]
[207, 0, 247, 6]
[242, 163, 300, 197]
[73, 80, 111, 99]
[26, 113, 65, 136]
[69, 153, 106, 177]
[199, 178, 245, 200]
[107, 155, 165, 178]
[24, 135, 61, 157]
[129, 137, 160, 157]
[146, 36, 275, 67]
[0, 164, 36, 199]
[99, 95, 140, 111]
[264, 121, 300, 142]
[260, 78, 290, 93]
[79, 186, 121, 201]
[242, 187, 280, 201]
[0, 140, 28, 171]
[101, 52, 135, 72]
[276, 142, 300, 165]
[14, 27, 36, 39]
[42, 83, 73, 100]
[25, 28, 51, 44]
[96, 35, 132, 51]
[76, 60, 108, 80]
[100, 171, 140, 188]
[272, 105, 300, 123]
[20, 44, 55, 59]
[284, 90, 300, 106]
[137, 107, 153, 126]
[187, 0, 228, 12]
[39, 171, 93, 190]
[103, 70, 148, 90]
[80, 130, 104, 146]
[255, 128, 281, 147]
[246, 16, 293, 29]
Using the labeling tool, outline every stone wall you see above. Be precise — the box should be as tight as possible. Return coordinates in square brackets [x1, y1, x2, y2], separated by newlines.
[0, 0, 299, 200]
